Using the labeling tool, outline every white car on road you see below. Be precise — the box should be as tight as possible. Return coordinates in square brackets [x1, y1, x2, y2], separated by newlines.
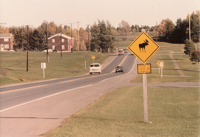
[89, 63, 101, 74]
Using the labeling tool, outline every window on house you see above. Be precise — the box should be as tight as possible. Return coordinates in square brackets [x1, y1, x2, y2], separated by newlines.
[62, 45, 65, 49]
[4, 38, 9, 42]
[52, 46, 55, 50]
[4, 44, 9, 49]
[1, 44, 4, 49]
[52, 39, 55, 43]
[62, 39, 64, 42]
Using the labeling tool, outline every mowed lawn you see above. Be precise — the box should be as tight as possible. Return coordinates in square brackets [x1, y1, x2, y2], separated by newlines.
[43, 41, 199, 137]
[44, 86, 199, 137]
[0, 51, 111, 86]
[130, 42, 200, 83]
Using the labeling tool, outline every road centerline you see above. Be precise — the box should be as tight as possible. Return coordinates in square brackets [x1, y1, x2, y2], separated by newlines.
[111, 54, 128, 73]
[0, 84, 46, 94]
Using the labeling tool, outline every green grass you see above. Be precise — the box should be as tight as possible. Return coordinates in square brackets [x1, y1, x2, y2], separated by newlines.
[130, 42, 200, 83]
[0, 51, 111, 86]
[44, 86, 199, 137]
[117, 41, 133, 48]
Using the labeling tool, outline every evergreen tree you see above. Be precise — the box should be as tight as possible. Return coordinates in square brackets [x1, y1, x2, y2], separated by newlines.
[190, 11, 199, 42]
[184, 39, 195, 56]
[90, 20, 116, 52]
[30, 29, 46, 50]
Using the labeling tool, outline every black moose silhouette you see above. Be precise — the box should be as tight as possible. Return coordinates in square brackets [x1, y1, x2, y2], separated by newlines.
[139, 39, 149, 53]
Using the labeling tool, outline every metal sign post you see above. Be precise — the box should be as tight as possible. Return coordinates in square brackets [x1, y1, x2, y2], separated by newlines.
[41, 63, 46, 79]
[157, 61, 160, 74]
[160, 61, 164, 78]
[127, 31, 160, 123]
[91, 56, 95, 63]
[143, 73, 148, 122]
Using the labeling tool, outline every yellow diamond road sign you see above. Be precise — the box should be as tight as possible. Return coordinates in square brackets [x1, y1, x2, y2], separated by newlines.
[128, 32, 160, 64]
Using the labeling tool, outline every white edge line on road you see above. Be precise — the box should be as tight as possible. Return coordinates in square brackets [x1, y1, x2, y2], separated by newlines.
[0, 84, 93, 113]
[100, 57, 137, 83]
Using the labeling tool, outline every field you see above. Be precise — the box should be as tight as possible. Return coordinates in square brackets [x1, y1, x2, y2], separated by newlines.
[1, 31, 199, 136]
[0, 51, 112, 86]
[43, 38, 199, 137]
[130, 42, 200, 83]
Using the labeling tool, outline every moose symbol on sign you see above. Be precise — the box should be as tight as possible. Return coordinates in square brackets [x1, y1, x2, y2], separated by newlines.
[139, 39, 149, 53]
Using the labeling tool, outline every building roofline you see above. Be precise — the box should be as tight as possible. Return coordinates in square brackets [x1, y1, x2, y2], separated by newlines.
[0, 33, 12, 38]
[48, 33, 74, 40]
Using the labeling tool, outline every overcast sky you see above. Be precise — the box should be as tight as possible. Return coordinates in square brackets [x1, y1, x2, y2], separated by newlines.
[0, 0, 199, 29]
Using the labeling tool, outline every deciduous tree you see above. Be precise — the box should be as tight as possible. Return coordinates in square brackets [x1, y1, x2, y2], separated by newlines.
[118, 20, 131, 38]
[190, 50, 199, 64]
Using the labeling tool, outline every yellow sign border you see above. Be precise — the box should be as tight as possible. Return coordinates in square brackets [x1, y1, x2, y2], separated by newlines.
[127, 32, 160, 64]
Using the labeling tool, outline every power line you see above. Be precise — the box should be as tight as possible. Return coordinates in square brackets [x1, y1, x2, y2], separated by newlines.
[86, 24, 92, 51]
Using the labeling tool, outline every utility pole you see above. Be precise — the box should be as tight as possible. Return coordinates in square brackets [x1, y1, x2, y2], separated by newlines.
[46, 23, 49, 62]
[156, 22, 157, 42]
[26, 25, 33, 72]
[60, 24, 62, 57]
[56, 23, 64, 56]
[76, 22, 81, 51]
[21, 28, 24, 51]
[86, 25, 91, 51]
[189, 0, 191, 42]
[27, 25, 29, 71]
[69, 23, 75, 52]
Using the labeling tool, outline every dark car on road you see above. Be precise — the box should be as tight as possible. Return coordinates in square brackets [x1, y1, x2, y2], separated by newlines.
[115, 66, 124, 73]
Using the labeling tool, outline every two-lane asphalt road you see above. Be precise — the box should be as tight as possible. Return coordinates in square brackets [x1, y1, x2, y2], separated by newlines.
[0, 53, 137, 137]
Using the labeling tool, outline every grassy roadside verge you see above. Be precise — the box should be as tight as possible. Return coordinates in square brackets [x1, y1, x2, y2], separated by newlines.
[130, 42, 199, 83]
[44, 86, 199, 137]
[0, 51, 112, 86]
[44, 41, 199, 136]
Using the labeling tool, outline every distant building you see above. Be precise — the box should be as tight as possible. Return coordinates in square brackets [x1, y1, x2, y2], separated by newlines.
[48, 33, 74, 52]
[0, 33, 14, 51]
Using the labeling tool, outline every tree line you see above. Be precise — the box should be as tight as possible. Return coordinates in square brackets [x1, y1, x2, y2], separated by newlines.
[0, 10, 199, 53]
[0, 19, 156, 52]
[158, 11, 199, 43]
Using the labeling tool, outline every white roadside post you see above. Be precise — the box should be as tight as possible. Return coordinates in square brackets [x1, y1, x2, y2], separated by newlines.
[41, 63, 46, 79]
[160, 61, 164, 78]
